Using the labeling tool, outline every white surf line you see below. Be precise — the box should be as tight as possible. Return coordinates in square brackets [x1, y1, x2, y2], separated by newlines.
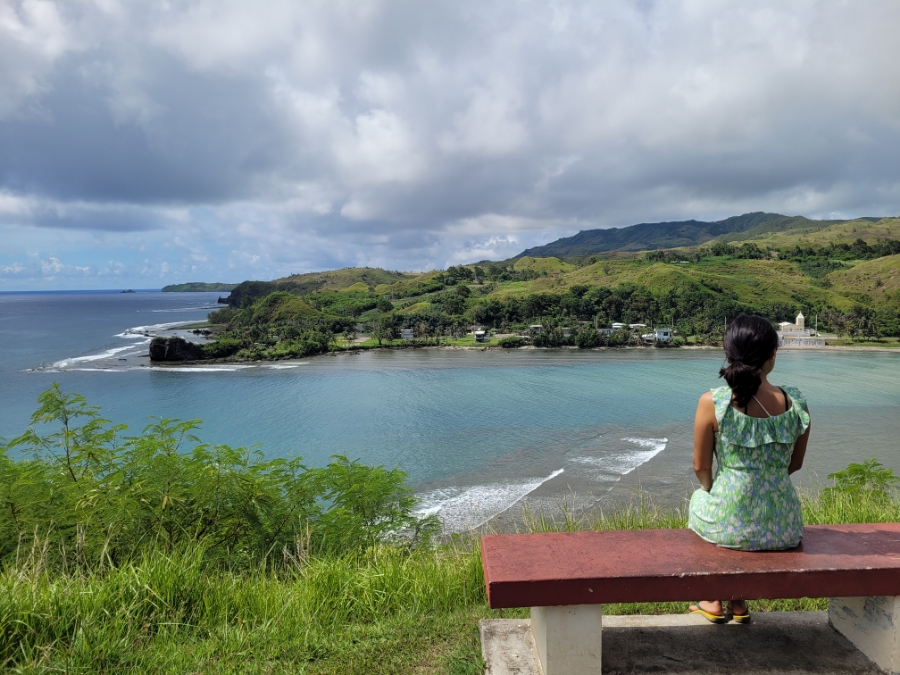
[417, 468, 566, 533]
[117, 319, 197, 336]
[48, 320, 200, 370]
[619, 437, 668, 474]
[147, 305, 220, 312]
[150, 365, 253, 372]
[51, 343, 144, 369]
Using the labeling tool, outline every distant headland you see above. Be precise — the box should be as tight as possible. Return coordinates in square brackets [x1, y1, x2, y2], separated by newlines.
[161, 282, 237, 292]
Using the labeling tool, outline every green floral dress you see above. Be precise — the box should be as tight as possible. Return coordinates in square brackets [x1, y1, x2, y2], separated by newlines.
[689, 385, 810, 551]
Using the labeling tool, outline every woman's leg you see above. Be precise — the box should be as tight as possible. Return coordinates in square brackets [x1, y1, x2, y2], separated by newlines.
[727, 599, 750, 618]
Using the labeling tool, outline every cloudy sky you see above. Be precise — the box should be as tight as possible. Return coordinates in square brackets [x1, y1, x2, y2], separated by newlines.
[2, 0, 899, 290]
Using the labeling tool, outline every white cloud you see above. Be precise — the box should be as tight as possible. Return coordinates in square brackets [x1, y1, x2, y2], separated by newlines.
[337, 109, 426, 186]
[1, 0, 900, 289]
[440, 85, 528, 157]
[41, 256, 64, 274]
[0, 0, 75, 119]
[1, 261, 26, 274]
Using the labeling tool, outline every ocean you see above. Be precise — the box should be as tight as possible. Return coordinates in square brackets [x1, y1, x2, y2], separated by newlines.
[2, 290, 899, 532]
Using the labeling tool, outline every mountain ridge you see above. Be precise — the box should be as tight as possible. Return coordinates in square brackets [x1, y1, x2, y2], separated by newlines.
[515, 212, 878, 258]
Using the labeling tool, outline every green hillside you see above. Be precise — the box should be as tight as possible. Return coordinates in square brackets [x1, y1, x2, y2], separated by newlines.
[226, 268, 411, 307]
[828, 254, 900, 307]
[518, 212, 793, 257]
[715, 217, 900, 249]
[517, 212, 896, 259]
[195, 217, 900, 363]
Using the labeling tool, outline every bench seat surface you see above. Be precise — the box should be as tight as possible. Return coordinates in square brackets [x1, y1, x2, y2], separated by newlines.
[482, 523, 900, 608]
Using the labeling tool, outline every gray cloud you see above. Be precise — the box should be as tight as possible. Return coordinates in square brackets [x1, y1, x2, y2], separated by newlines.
[1, 0, 900, 288]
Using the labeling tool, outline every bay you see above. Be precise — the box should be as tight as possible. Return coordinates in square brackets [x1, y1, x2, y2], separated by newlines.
[2, 291, 899, 533]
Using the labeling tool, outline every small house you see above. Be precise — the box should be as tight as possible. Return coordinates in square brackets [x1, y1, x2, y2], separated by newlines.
[400, 328, 414, 340]
[529, 324, 544, 335]
[474, 330, 488, 343]
[654, 327, 673, 342]
[641, 327, 673, 343]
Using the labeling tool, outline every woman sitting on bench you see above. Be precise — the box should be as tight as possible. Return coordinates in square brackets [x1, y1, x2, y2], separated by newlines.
[688, 314, 812, 624]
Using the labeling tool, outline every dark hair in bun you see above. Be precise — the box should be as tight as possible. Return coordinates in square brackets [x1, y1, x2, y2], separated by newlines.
[719, 314, 779, 409]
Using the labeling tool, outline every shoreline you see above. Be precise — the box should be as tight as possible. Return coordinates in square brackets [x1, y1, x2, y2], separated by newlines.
[154, 340, 899, 368]
[38, 336, 900, 378]
[45, 336, 900, 373]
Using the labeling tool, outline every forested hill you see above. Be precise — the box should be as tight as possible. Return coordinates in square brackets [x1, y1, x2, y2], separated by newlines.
[516, 212, 858, 258]
[226, 267, 412, 307]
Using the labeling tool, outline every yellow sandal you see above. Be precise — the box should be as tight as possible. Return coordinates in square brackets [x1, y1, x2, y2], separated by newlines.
[689, 603, 727, 624]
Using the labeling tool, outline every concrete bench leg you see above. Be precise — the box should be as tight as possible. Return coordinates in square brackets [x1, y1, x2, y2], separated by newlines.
[829, 596, 900, 674]
[531, 604, 604, 675]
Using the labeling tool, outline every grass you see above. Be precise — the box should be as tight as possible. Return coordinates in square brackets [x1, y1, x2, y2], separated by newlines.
[4, 489, 897, 674]
[824, 337, 900, 348]
[733, 217, 900, 249]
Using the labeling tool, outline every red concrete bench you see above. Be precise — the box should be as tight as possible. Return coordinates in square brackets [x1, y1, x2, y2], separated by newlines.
[481, 523, 900, 675]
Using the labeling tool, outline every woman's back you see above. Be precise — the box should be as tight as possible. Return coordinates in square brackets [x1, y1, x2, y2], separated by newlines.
[688, 385, 810, 550]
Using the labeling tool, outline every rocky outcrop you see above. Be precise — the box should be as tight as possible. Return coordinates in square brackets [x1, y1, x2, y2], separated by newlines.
[149, 337, 205, 362]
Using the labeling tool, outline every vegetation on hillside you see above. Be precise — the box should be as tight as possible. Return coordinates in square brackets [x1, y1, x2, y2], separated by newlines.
[517, 211, 794, 257]
[149, 216, 900, 363]
[226, 268, 411, 308]
[191, 235, 900, 361]
[2, 389, 898, 673]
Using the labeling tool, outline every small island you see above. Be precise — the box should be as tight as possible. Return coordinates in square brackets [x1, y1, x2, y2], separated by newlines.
[120, 289, 136, 293]
[161, 282, 237, 292]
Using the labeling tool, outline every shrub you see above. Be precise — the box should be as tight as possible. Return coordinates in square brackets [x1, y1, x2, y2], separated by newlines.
[202, 336, 244, 358]
[207, 306, 238, 324]
[574, 328, 600, 349]
[497, 336, 527, 348]
[0, 386, 438, 572]
[825, 459, 899, 499]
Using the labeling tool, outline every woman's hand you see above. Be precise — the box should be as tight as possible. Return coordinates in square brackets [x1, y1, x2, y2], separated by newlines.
[693, 392, 717, 491]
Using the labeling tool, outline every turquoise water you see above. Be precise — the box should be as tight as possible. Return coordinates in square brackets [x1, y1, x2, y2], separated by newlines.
[2, 291, 899, 531]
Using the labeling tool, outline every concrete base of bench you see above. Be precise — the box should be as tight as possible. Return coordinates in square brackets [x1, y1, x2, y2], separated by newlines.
[481, 608, 897, 675]
[830, 596, 900, 675]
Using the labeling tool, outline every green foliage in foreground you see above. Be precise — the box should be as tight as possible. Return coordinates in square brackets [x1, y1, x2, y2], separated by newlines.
[2, 389, 898, 673]
[1, 385, 438, 572]
[3, 485, 898, 674]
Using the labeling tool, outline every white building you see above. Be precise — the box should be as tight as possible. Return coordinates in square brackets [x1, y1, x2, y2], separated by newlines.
[641, 327, 673, 343]
[777, 312, 806, 333]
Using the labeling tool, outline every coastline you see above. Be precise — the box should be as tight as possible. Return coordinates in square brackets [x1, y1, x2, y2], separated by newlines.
[155, 339, 898, 367]
[47, 333, 900, 373]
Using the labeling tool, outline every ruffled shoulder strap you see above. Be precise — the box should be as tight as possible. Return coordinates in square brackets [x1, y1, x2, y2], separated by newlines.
[711, 385, 733, 428]
[781, 385, 811, 434]
[781, 385, 808, 411]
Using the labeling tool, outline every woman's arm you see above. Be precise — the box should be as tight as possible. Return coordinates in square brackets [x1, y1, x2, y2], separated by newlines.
[788, 406, 811, 474]
[693, 391, 718, 491]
